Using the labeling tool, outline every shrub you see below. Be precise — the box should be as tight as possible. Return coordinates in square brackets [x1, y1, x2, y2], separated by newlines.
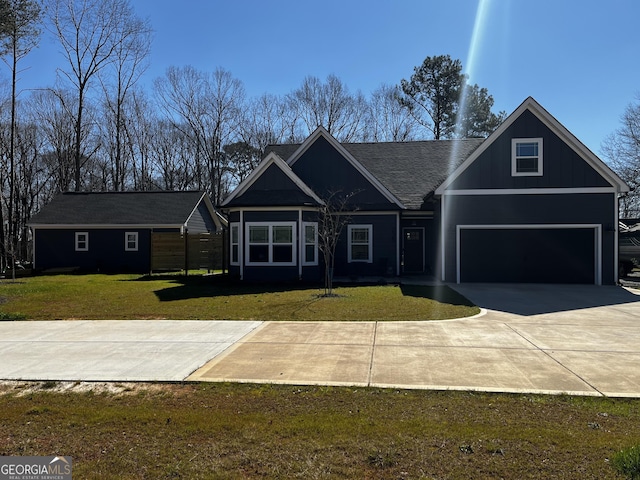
[612, 444, 640, 479]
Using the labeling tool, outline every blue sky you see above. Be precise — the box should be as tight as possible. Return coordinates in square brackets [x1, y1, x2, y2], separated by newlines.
[13, 0, 640, 155]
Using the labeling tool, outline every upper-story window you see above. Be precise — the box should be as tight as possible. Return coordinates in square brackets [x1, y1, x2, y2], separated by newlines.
[512, 138, 543, 177]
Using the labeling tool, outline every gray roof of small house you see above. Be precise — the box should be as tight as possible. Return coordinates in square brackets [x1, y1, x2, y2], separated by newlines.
[29, 191, 210, 226]
[266, 138, 484, 209]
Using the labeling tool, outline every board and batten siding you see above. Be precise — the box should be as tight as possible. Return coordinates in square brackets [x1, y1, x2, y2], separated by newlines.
[447, 110, 611, 191]
[441, 193, 617, 284]
[34, 228, 151, 272]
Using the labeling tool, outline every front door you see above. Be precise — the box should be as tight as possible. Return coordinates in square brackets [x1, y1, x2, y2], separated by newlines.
[403, 227, 424, 273]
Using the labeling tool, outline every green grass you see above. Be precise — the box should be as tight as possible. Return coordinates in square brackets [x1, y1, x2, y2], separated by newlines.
[0, 273, 479, 320]
[0, 382, 638, 478]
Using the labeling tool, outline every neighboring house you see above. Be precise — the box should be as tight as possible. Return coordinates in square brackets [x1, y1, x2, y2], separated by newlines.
[29, 191, 225, 273]
[221, 97, 629, 285]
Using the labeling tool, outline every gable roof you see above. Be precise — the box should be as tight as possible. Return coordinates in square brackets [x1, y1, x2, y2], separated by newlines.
[267, 137, 483, 210]
[29, 191, 223, 229]
[286, 127, 406, 209]
[435, 96, 629, 195]
[220, 152, 324, 207]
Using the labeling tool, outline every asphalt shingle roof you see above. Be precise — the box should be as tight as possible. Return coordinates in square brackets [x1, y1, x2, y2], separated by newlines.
[30, 191, 207, 225]
[266, 138, 484, 209]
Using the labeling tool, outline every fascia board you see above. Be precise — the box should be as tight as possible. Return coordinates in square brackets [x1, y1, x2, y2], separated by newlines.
[221, 151, 325, 207]
[29, 224, 184, 229]
[525, 101, 629, 193]
[220, 152, 282, 206]
[185, 192, 227, 231]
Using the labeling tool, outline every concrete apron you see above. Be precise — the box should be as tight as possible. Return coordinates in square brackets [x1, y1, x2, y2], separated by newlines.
[189, 284, 640, 398]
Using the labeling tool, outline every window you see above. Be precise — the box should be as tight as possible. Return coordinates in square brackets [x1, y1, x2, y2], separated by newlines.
[348, 225, 373, 263]
[246, 222, 296, 266]
[125, 232, 138, 251]
[230, 223, 240, 265]
[512, 138, 543, 176]
[302, 222, 318, 266]
[75, 232, 88, 251]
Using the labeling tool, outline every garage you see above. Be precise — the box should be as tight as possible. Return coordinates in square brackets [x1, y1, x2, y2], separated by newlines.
[457, 225, 599, 284]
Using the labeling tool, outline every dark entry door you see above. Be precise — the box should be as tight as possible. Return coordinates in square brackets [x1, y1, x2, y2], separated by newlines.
[403, 228, 424, 273]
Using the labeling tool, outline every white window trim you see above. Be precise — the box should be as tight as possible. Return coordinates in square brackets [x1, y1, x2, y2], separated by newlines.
[230, 222, 240, 266]
[512, 138, 543, 177]
[75, 232, 88, 252]
[125, 231, 139, 251]
[348, 224, 373, 263]
[302, 221, 318, 266]
[245, 221, 297, 266]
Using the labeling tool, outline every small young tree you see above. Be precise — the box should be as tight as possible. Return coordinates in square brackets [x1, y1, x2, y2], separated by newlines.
[317, 191, 359, 296]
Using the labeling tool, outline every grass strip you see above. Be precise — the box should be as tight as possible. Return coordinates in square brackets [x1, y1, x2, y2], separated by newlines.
[1, 382, 638, 478]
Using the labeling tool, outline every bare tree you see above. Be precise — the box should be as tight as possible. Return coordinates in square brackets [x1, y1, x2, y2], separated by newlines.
[241, 93, 301, 154]
[367, 83, 417, 142]
[317, 191, 359, 296]
[148, 120, 196, 191]
[154, 66, 245, 203]
[49, 0, 147, 191]
[290, 74, 368, 142]
[0, 0, 41, 274]
[126, 89, 155, 190]
[29, 88, 78, 192]
[98, 9, 151, 191]
[603, 96, 640, 217]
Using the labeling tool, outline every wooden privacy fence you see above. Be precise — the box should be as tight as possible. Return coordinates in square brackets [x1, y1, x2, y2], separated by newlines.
[151, 232, 224, 272]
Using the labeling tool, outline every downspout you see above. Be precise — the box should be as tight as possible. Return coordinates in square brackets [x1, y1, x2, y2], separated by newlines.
[440, 194, 447, 282]
[239, 210, 244, 280]
[614, 192, 620, 284]
[184, 227, 189, 276]
[31, 226, 36, 271]
[396, 212, 400, 276]
[298, 209, 303, 280]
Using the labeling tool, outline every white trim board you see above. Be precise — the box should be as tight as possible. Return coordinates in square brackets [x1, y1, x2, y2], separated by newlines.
[442, 187, 617, 196]
[455, 224, 602, 285]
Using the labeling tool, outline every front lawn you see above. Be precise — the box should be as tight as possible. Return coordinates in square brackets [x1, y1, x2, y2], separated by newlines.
[0, 273, 479, 321]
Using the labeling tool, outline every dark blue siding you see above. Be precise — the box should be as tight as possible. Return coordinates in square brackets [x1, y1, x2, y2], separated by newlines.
[292, 136, 397, 210]
[35, 228, 151, 272]
[333, 214, 398, 277]
[229, 163, 318, 207]
[449, 111, 611, 190]
[443, 193, 617, 284]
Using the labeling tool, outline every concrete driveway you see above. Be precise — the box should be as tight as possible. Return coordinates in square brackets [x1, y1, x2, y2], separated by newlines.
[189, 284, 640, 397]
[2, 284, 640, 397]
